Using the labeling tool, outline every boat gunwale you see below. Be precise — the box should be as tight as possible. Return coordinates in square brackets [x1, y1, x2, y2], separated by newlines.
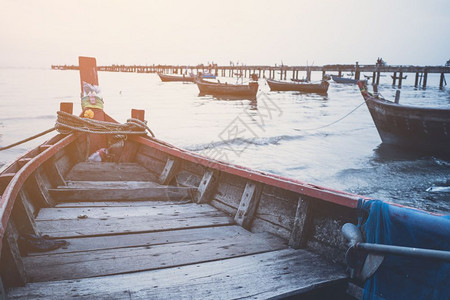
[131, 135, 365, 209]
[0, 133, 77, 251]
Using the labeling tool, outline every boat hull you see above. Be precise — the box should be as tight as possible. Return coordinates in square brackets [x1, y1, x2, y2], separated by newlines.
[158, 73, 195, 82]
[196, 80, 258, 97]
[267, 79, 329, 94]
[359, 82, 450, 155]
[331, 75, 358, 84]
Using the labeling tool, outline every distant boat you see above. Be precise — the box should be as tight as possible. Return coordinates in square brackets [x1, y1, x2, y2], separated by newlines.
[201, 72, 216, 79]
[391, 75, 408, 80]
[196, 79, 258, 98]
[358, 81, 450, 155]
[157, 73, 195, 82]
[290, 78, 308, 83]
[330, 75, 358, 84]
[267, 79, 329, 94]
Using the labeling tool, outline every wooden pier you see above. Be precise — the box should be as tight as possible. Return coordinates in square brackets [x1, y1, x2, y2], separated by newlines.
[51, 63, 450, 88]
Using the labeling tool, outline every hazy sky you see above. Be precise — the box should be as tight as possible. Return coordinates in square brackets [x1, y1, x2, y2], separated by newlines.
[1, 0, 449, 68]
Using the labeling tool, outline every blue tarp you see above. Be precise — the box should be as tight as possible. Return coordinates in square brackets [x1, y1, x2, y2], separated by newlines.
[360, 200, 450, 300]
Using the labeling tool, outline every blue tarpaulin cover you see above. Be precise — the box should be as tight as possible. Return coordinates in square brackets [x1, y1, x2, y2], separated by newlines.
[360, 200, 450, 300]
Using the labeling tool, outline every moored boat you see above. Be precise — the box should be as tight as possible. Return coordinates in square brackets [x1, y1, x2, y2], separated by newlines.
[1, 58, 449, 299]
[157, 72, 195, 82]
[331, 75, 358, 84]
[358, 81, 450, 155]
[196, 79, 258, 98]
[266, 78, 329, 94]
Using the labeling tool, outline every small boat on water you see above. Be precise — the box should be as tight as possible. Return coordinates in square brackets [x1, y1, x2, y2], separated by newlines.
[196, 79, 258, 98]
[201, 72, 216, 79]
[331, 75, 359, 84]
[1, 57, 449, 299]
[358, 81, 450, 155]
[266, 78, 329, 94]
[157, 72, 195, 82]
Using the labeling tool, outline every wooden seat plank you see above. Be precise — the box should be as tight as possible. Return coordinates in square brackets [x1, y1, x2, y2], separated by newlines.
[10, 249, 346, 299]
[49, 186, 193, 202]
[36, 203, 219, 221]
[66, 162, 157, 182]
[27, 226, 252, 256]
[23, 233, 286, 282]
[36, 211, 234, 238]
[55, 200, 191, 208]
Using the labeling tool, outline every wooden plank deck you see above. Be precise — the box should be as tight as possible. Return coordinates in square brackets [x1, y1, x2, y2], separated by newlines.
[7, 162, 347, 298]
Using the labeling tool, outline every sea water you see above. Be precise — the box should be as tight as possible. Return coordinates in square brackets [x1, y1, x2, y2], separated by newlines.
[0, 68, 449, 213]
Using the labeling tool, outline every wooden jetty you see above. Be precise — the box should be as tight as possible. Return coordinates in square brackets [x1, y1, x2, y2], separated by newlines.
[52, 63, 450, 88]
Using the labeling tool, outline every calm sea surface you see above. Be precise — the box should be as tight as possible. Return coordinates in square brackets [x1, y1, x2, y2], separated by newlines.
[0, 68, 449, 213]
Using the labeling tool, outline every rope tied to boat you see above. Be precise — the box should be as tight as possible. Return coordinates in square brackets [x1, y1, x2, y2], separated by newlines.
[0, 111, 155, 152]
[55, 111, 155, 137]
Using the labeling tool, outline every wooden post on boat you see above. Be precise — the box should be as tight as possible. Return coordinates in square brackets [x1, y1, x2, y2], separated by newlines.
[372, 72, 376, 85]
[355, 62, 360, 80]
[289, 196, 313, 249]
[376, 71, 380, 85]
[60, 102, 73, 114]
[79, 56, 107, 155]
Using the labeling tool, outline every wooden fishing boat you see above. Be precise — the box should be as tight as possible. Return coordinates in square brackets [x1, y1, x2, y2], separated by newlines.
[196, 79, 258, 98]
[331, 75, 358, 84]
[1, 58, 449, 299]
[358, 81, 450, 155]
[266, 79, 329, 94]
[157, 72, 195, 82]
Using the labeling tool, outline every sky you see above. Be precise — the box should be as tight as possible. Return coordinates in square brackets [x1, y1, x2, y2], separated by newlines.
[0, 0, 449, 68]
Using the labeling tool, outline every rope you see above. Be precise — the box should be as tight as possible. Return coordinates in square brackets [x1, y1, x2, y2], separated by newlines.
[0, 111, 155, 152]
[295, 101, 366, 132]
[0, 128, 56, 151]
[55, 111, 155, 137]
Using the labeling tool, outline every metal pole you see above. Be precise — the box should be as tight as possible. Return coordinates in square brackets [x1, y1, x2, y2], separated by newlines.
[357, 243, 450, 262]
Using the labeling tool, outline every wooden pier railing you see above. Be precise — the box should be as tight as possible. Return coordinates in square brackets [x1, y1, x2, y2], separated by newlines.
[51, 63, 450, 88]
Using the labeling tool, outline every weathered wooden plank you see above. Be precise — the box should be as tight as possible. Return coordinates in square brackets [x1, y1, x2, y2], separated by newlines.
[255, 186, 298, 230]
[159, 157, 180, 185]
[55, 200, 191, 208]
[214, 178, 246, 209]
[251, 218, 291, 241]
[43, 157, 66, 187]
[176, 170, 201, 187]
[210, 199, 237, 216]
[23, 232, 286, 282]
[36, 211, 234, 238]
[135, 153, 166, 176]
[33, 168, 55, 207]
[0, 221, 27, 287]
[53, 149, 74, 177]
[195, 169, 219, 204]
[234, 181, 263, 229]
[59, 180, 159, 189]
[27, 226, 251, 256]
[12, 191, 38, 235]
[18, 158, 32, 168]
[289, 196, 313, 249]
[10, 249, 346, 299]
[48, 186, 194, 202]
[36, 203, 218, 221]
[66, 162, 157, 182]
[118, 140, 139, 163]
[137, 145, 168, 162]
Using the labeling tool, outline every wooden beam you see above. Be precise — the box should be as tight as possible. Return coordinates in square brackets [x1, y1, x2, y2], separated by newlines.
[18, 158, 32, 168]
[33, 169, 55, 207]
[289, 196, 314, 249]
[195, 169, 219, 204]
[0, 221, 27, 287]
[48, 186, 194, 202]
[13, 190, 38, 235]
[234, 181, 263, 229]
[159, 157, 180, 185]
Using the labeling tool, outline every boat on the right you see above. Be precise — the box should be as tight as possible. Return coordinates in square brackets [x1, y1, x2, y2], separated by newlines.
[358, 81, 450, 155]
